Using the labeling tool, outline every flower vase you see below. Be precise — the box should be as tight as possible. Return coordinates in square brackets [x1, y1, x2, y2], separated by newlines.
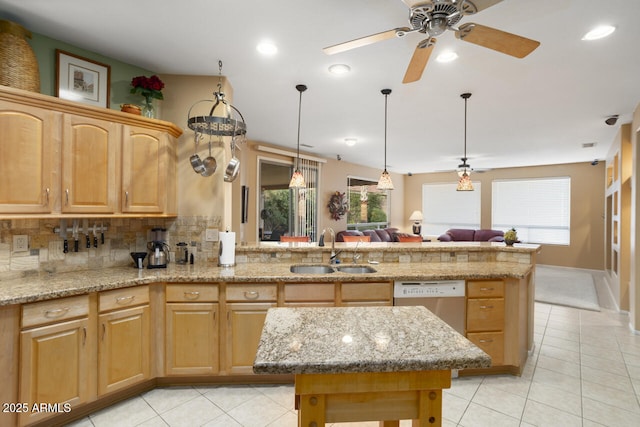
[141, 96, 155, 118]
[504, 239, 516, 246]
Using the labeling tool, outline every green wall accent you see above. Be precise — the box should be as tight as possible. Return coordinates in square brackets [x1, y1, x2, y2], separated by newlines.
[29, 32, 155, 111]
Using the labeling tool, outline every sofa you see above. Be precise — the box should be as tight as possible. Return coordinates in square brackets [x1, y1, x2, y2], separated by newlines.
[336, 228, 399, 242]
[437, 228, 504, 242]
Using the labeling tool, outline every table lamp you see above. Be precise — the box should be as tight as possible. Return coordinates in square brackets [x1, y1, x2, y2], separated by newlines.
[409, 210, 423, 235]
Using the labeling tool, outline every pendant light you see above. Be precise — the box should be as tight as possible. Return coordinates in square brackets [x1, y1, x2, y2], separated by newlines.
[377, 88, 394, 190]
[456, 92, 474, 191]
[289, 84, 307, 188]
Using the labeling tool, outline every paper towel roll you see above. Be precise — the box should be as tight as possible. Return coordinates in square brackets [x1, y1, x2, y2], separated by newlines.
[218, 231, 236, 267]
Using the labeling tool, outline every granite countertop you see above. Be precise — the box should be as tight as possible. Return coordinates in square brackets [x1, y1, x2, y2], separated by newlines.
[0, 261, 533, 306]
[240, 241, 540, 253]
[253, 306, 492, 374]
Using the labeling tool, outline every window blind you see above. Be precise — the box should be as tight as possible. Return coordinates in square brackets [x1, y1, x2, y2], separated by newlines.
[421, 182, 481, 236]
[492, 177, 570, 245]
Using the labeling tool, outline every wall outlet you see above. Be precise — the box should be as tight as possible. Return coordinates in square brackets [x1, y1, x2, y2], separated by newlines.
[205, 228, 219, 242]
[13, 235, 29, 252]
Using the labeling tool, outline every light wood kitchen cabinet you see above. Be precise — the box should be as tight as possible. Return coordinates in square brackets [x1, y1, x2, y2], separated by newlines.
[61, 114, 119, 214]
[0, 101, 59, 214]
[19, 295, 92, 426]
[466, 280, 505, 366]
[340, 281, 393, 306]
[121, 125, 172, 214]
[0, 85, 182, 218]
[224, 283, 277, 375]
[283, 282, 335, 307]
[165, 284, 219, 375]
[98, 286, 150, 395]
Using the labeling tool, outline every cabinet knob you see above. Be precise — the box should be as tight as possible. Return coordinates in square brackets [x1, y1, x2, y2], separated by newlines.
[44, 188, 50, 206]
[65, 189, 70, 205]
[479, 305, 494, 309]
[244, 291, 259, 300]
[116, 295, 135, 305]
[44, 307, 70, 318]
[184, 291, 200, 300]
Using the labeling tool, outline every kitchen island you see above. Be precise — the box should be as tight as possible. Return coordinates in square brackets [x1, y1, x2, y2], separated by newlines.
[254, 306, 491, 426]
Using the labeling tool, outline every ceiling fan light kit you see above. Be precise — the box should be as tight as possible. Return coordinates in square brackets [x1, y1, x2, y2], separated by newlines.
[323, 0, 540, 84]
[289, 84, 308, 189]
[457, 92, 474, 191]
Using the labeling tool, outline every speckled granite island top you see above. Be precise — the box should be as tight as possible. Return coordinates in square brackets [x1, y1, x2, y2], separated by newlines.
[253, 306, 492, 375]
[0, 261, 533, 306]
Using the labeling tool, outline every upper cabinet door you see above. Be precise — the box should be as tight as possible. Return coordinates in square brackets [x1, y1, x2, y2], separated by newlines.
[121, 126, 166, 213]
[0, 102, 59, 214]
[61, 115, 120, 213]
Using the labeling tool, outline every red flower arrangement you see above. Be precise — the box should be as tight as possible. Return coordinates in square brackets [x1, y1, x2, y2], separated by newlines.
[130, 75, 165, 102]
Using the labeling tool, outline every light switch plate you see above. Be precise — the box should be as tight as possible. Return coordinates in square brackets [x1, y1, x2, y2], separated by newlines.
[13, 235, 29, 252]
[205, 228, 219, 242]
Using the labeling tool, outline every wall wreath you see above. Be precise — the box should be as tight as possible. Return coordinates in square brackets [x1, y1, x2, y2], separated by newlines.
[327, 191, 348, 221]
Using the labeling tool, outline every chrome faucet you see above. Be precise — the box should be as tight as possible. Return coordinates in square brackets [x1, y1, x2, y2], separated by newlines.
[352, 239, 362, 264]
[318, 227, 339, 263]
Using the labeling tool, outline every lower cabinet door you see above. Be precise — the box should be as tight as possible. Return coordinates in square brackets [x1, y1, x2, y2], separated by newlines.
[225, 303, 275, 375]
[166, 303, 219, 375]
[466, 331, 504, 366]
[19, 318, 90, 426]
[98, 305, 150, 395]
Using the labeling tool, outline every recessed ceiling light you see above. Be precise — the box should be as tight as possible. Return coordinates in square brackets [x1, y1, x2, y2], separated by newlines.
[436, 51, 458, 63]
[344, 138, 357, 146]
[582, 25, 616, 40]
[256, 41, 278, 55]
[329, 64, 351, 75]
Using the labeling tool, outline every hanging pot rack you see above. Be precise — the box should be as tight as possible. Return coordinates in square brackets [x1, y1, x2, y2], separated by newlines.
[187, 60, 247, 138]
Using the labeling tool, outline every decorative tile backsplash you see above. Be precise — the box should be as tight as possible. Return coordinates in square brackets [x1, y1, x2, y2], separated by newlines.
[0, 215, 222, 278]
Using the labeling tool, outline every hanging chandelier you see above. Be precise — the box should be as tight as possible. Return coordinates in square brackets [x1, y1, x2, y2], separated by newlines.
[289, 84, 307, 188]
[187, 60, 247, 138]
[377, 88, 394, 190]
[456, 92, 474, 191]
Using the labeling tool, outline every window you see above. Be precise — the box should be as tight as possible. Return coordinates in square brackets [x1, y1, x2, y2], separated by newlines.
[492, 177, 570, 245]
[258, 158, 318, 241]
[346, 177, 390, 230]
[421, 182, 481, 236]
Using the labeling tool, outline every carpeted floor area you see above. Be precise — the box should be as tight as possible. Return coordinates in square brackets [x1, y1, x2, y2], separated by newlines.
[535, 265, 601, 311]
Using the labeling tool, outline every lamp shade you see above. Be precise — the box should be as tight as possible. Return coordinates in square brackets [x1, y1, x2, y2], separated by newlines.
[377, 170, 394, 190]
[457, 172, 474, 191]
[409, 210, 423, 221]
[289, 170, 305, 188]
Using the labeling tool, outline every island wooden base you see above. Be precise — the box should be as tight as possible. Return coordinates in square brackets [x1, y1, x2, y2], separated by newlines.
[295, 370, 451, 427]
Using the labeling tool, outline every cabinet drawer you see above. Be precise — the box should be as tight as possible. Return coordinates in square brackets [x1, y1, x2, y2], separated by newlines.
[467, 331, 504, 366]
[166, 283, 219, 302]
[226, 284, 277, 302]
[341, 282, 392, 302]
[467, 280, 504, 298]
[466, 298, 504, 332]
[99, 285, 149, 312]
[284, 283, 335, 302]
[22, 295, 89, 329]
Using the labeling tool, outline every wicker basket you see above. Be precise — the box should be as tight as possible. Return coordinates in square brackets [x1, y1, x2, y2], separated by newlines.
[0, 20, 41, 92]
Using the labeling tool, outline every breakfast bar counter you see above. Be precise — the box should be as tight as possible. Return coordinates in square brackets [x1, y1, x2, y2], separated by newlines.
[253, 306, 491, 426]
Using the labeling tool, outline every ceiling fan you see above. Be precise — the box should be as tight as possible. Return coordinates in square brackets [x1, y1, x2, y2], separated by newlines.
[323, 0, 540, 83]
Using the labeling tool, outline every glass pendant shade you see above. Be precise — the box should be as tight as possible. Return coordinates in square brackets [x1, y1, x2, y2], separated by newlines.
[457, 172, 474, 191]
[377, 169, 394, 190]
[289, 169, 306, 188]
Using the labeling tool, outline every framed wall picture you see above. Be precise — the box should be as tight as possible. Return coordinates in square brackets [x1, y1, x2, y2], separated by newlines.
[55, 49, 111, 108]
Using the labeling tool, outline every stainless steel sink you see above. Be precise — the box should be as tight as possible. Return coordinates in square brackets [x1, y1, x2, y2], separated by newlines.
[336, 265, 377, 274]
[290, 265, 335, 274]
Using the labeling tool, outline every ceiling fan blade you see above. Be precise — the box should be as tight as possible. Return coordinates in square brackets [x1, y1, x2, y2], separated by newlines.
[402, 38, 436, 84]
[460, 0, 504, 15]
[455, 23, 540, 58]
[400, 0, 425, 7]
[323, 28, 408, 55]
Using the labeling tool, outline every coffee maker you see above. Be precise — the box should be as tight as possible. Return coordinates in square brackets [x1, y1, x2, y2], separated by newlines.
[147, 227, 169, 269]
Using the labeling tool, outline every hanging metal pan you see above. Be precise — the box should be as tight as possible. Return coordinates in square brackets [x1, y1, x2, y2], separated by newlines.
[190, 132, 205, 174]
[224, 137, 240, 182]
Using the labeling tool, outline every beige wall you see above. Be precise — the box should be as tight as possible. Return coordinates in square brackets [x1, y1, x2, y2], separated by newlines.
[631, 102, 640, 331]
[403, 163, 605, 269]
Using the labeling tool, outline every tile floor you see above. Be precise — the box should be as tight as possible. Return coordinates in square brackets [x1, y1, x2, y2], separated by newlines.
[67, 279, 640, 427]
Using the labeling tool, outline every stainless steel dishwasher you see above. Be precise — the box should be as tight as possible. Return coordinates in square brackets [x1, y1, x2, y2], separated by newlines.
[393, 280, 466, 335]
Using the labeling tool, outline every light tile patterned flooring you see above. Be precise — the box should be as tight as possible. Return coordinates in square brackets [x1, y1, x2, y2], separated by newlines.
[67, 303, 640, 426]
